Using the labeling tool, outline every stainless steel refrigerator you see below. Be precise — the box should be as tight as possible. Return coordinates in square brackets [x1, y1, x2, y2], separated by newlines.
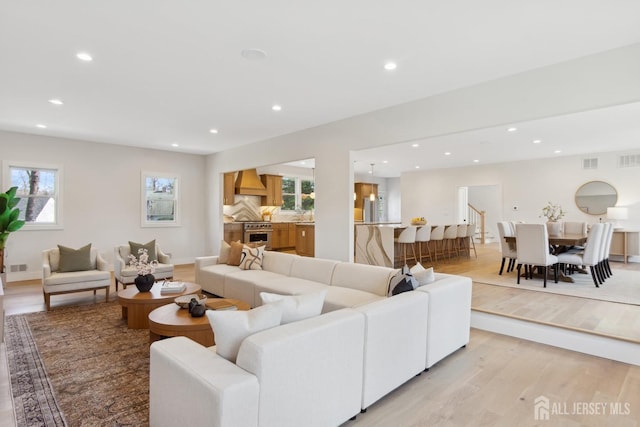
[363, 198, 378, 223]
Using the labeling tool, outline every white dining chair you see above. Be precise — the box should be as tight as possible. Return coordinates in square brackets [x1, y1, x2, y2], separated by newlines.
[557, 223, 605, 287]
[563, 221, 588, 235]
[456, 224, 470, 258]
[443, 225, 459, 260]
[602, 222, 615, 278]
[515, 223, 558, 287]
[497, 221, 517, 275]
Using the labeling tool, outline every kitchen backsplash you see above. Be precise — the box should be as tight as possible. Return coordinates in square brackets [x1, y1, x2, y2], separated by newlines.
[222, 195, 313, 222]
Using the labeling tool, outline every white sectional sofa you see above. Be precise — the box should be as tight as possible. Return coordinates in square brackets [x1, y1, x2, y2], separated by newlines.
[151, 252, 472, 427]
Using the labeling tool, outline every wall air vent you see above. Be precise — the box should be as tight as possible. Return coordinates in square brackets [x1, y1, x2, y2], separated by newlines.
[582, 158, 598, 170]
[618, 154, 640, 168]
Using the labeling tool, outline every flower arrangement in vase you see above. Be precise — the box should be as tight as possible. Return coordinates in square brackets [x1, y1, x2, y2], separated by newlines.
[128, 248, 158, 292]
[541, 202, 565, 236]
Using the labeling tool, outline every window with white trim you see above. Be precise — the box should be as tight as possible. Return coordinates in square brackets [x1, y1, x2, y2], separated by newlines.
[280, 176, 314, 211]
[5, 162, 62, 229]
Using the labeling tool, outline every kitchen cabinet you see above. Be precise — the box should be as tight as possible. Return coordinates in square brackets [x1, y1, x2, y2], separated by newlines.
[295, 224, 315, 257]
[223, 223, 243, 244]
[354, 182, 378, 221]
[223, 172, 235, 205]
[260, 174, 283, 206]
[288, 223, 297, 247]
[272, 223, 290, 250]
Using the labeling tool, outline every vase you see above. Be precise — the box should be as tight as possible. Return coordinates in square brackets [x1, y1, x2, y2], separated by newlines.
[547, 221, 562, 237]
[134, 274, 155, 292]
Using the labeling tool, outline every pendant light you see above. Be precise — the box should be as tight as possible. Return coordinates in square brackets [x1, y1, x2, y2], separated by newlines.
[369, 163, 376, 201]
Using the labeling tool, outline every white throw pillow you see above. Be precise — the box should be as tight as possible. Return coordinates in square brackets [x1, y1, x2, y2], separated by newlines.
[410, 263, 435, 287]
[239, 245, 266, 270]
[206, 303, 283, 362]
[259, 290, 327, 324]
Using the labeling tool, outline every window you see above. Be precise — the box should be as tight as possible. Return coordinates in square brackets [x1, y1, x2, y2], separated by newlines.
[141, 171, 180, 227]
[281, 176, 314, 211]
[5, 162, 62, 229]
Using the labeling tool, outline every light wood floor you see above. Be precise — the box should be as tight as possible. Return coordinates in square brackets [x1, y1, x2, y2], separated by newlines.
[2, 249, 640, 426]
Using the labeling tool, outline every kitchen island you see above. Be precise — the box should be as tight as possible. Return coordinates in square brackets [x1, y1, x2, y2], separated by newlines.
[354, 223, 403, 268]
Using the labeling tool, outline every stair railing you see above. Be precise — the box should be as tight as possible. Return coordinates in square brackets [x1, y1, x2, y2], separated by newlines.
[467, 203, 486, 244]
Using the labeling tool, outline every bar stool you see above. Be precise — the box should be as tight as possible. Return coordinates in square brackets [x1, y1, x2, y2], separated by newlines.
[415, 225, 433, 265]
[429, 225, 445, 263]
[394, 226, 417, 266]
[456, 224, 470, 258]
[443, 224, 459, 260]
[467, 223, 478, 258]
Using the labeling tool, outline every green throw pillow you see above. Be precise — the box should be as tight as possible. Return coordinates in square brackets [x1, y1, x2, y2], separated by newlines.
[58, 244, 93, 272]
[129, 239, 157, 262]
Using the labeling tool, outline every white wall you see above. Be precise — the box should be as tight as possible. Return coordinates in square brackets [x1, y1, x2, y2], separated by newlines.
[386, 177, 402, 223]
[401, 149, 640, 232]
[0, 131, 206, 280]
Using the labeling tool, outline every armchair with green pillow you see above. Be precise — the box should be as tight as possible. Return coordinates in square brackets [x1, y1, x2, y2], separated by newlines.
[42, 243, 111, 310]
[113, 239, 174, 291]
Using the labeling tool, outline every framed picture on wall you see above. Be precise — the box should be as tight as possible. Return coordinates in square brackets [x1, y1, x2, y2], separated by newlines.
[141, 171, 180, 227]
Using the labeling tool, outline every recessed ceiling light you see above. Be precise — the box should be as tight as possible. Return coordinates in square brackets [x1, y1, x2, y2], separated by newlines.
[209, 128, 219, 134]
[384, 62, 397, 71]
[444, 152, 451, 156]
[48, 99, 63, 105]
[554, 150, 562, 154]
[171, 143, 179, 147]
[473, 159, 480, 163]
[76, 52, 93, 62]
[382, 160, 388, 164]
[36, 124, 47, 129]
[415, 165, 420, 169]
[507, 127, 517, 132]
[272, 104, 282, 111]
[532, 139, 542, 144]
[241, 48, 267, 60]
[411, 143, 419, 148]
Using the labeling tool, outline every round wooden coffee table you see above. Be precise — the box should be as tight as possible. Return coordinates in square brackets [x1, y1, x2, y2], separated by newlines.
[117, 282, 201, 329]
[148, 298, 250, 346]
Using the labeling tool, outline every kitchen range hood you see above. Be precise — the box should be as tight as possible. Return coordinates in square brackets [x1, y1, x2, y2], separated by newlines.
[234, 168, 267, 196]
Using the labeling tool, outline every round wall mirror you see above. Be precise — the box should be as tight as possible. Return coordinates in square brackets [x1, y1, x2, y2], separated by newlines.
[574, 181, 617, 215]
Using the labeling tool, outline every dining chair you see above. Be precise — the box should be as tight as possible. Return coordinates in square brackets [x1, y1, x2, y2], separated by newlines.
[456, 224, 470, 259]
[596, 222, 613, 281]
[602, 222, 615, 277]
[557, 223, 604, 287]
[429, 225, 445, 263]
[563, 221, 588, 235]
[497, 221, 517, 275]
[394, 226, 417, 266]
[515, 223, 558, 287]
[415, 225, 433, 265]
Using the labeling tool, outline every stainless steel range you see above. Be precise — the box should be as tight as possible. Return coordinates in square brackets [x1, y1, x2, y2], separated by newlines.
[243, 222, 273, 250]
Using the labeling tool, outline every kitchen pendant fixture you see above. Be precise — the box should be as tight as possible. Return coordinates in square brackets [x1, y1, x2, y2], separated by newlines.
[369, 163, 376, 200]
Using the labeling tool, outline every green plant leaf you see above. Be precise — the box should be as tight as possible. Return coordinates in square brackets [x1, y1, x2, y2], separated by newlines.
[5, 186, 18, 199]
[7, 220, 25, 232]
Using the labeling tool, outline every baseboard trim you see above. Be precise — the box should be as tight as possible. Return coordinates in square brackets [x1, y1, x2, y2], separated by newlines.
[471, 310, 640, 366]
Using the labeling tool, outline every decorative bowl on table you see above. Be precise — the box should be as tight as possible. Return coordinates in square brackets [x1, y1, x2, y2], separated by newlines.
[174, 294, 207, 309]
[410, 217, 427, 226]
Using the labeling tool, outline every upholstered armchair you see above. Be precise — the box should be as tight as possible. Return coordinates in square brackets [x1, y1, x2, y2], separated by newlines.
[42, 246, 111, 311]
[114, 242, 174, 291]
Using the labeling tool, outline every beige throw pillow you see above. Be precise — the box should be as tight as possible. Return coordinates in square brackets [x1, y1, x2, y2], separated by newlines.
[227, 241, 245, 266]
[219, 240, 231, 264]
[260, 291, 326, 324]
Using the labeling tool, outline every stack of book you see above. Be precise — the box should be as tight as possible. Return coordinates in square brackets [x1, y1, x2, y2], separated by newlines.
[160, 281, 186, 294]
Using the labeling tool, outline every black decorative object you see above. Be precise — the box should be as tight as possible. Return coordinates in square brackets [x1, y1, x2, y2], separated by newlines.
[190, 304, 206, 317]
[134, 274, 155, 292]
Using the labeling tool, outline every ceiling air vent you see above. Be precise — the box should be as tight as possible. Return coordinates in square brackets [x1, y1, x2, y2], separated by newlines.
[618, 154, 640, 168]
[582, 158, 598, 170]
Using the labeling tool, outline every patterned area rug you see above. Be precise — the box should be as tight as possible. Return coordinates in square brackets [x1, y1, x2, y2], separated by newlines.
[5, 302, 150, 426]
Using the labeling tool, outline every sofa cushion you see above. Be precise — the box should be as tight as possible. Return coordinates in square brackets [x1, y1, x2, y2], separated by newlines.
[330, 263, 397, 297]
[58, 244, 93, 272]
[322, 287, 384, 313]
[224, 269, 286, 307]
[254, 277, 328, 305]
[260, 290, 326, 324]
[227, 241, 244, 266]
[239, 245, 265, 270]
[129, 239, 156, 262]
[262, 251, 298, 276]
[289, 257, 339, 284]
[43, 269, 110, 287]
[206, 303, 283, 362]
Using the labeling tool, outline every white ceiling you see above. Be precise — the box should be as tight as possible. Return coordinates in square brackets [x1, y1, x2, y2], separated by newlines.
[2, 1, 640, 166]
